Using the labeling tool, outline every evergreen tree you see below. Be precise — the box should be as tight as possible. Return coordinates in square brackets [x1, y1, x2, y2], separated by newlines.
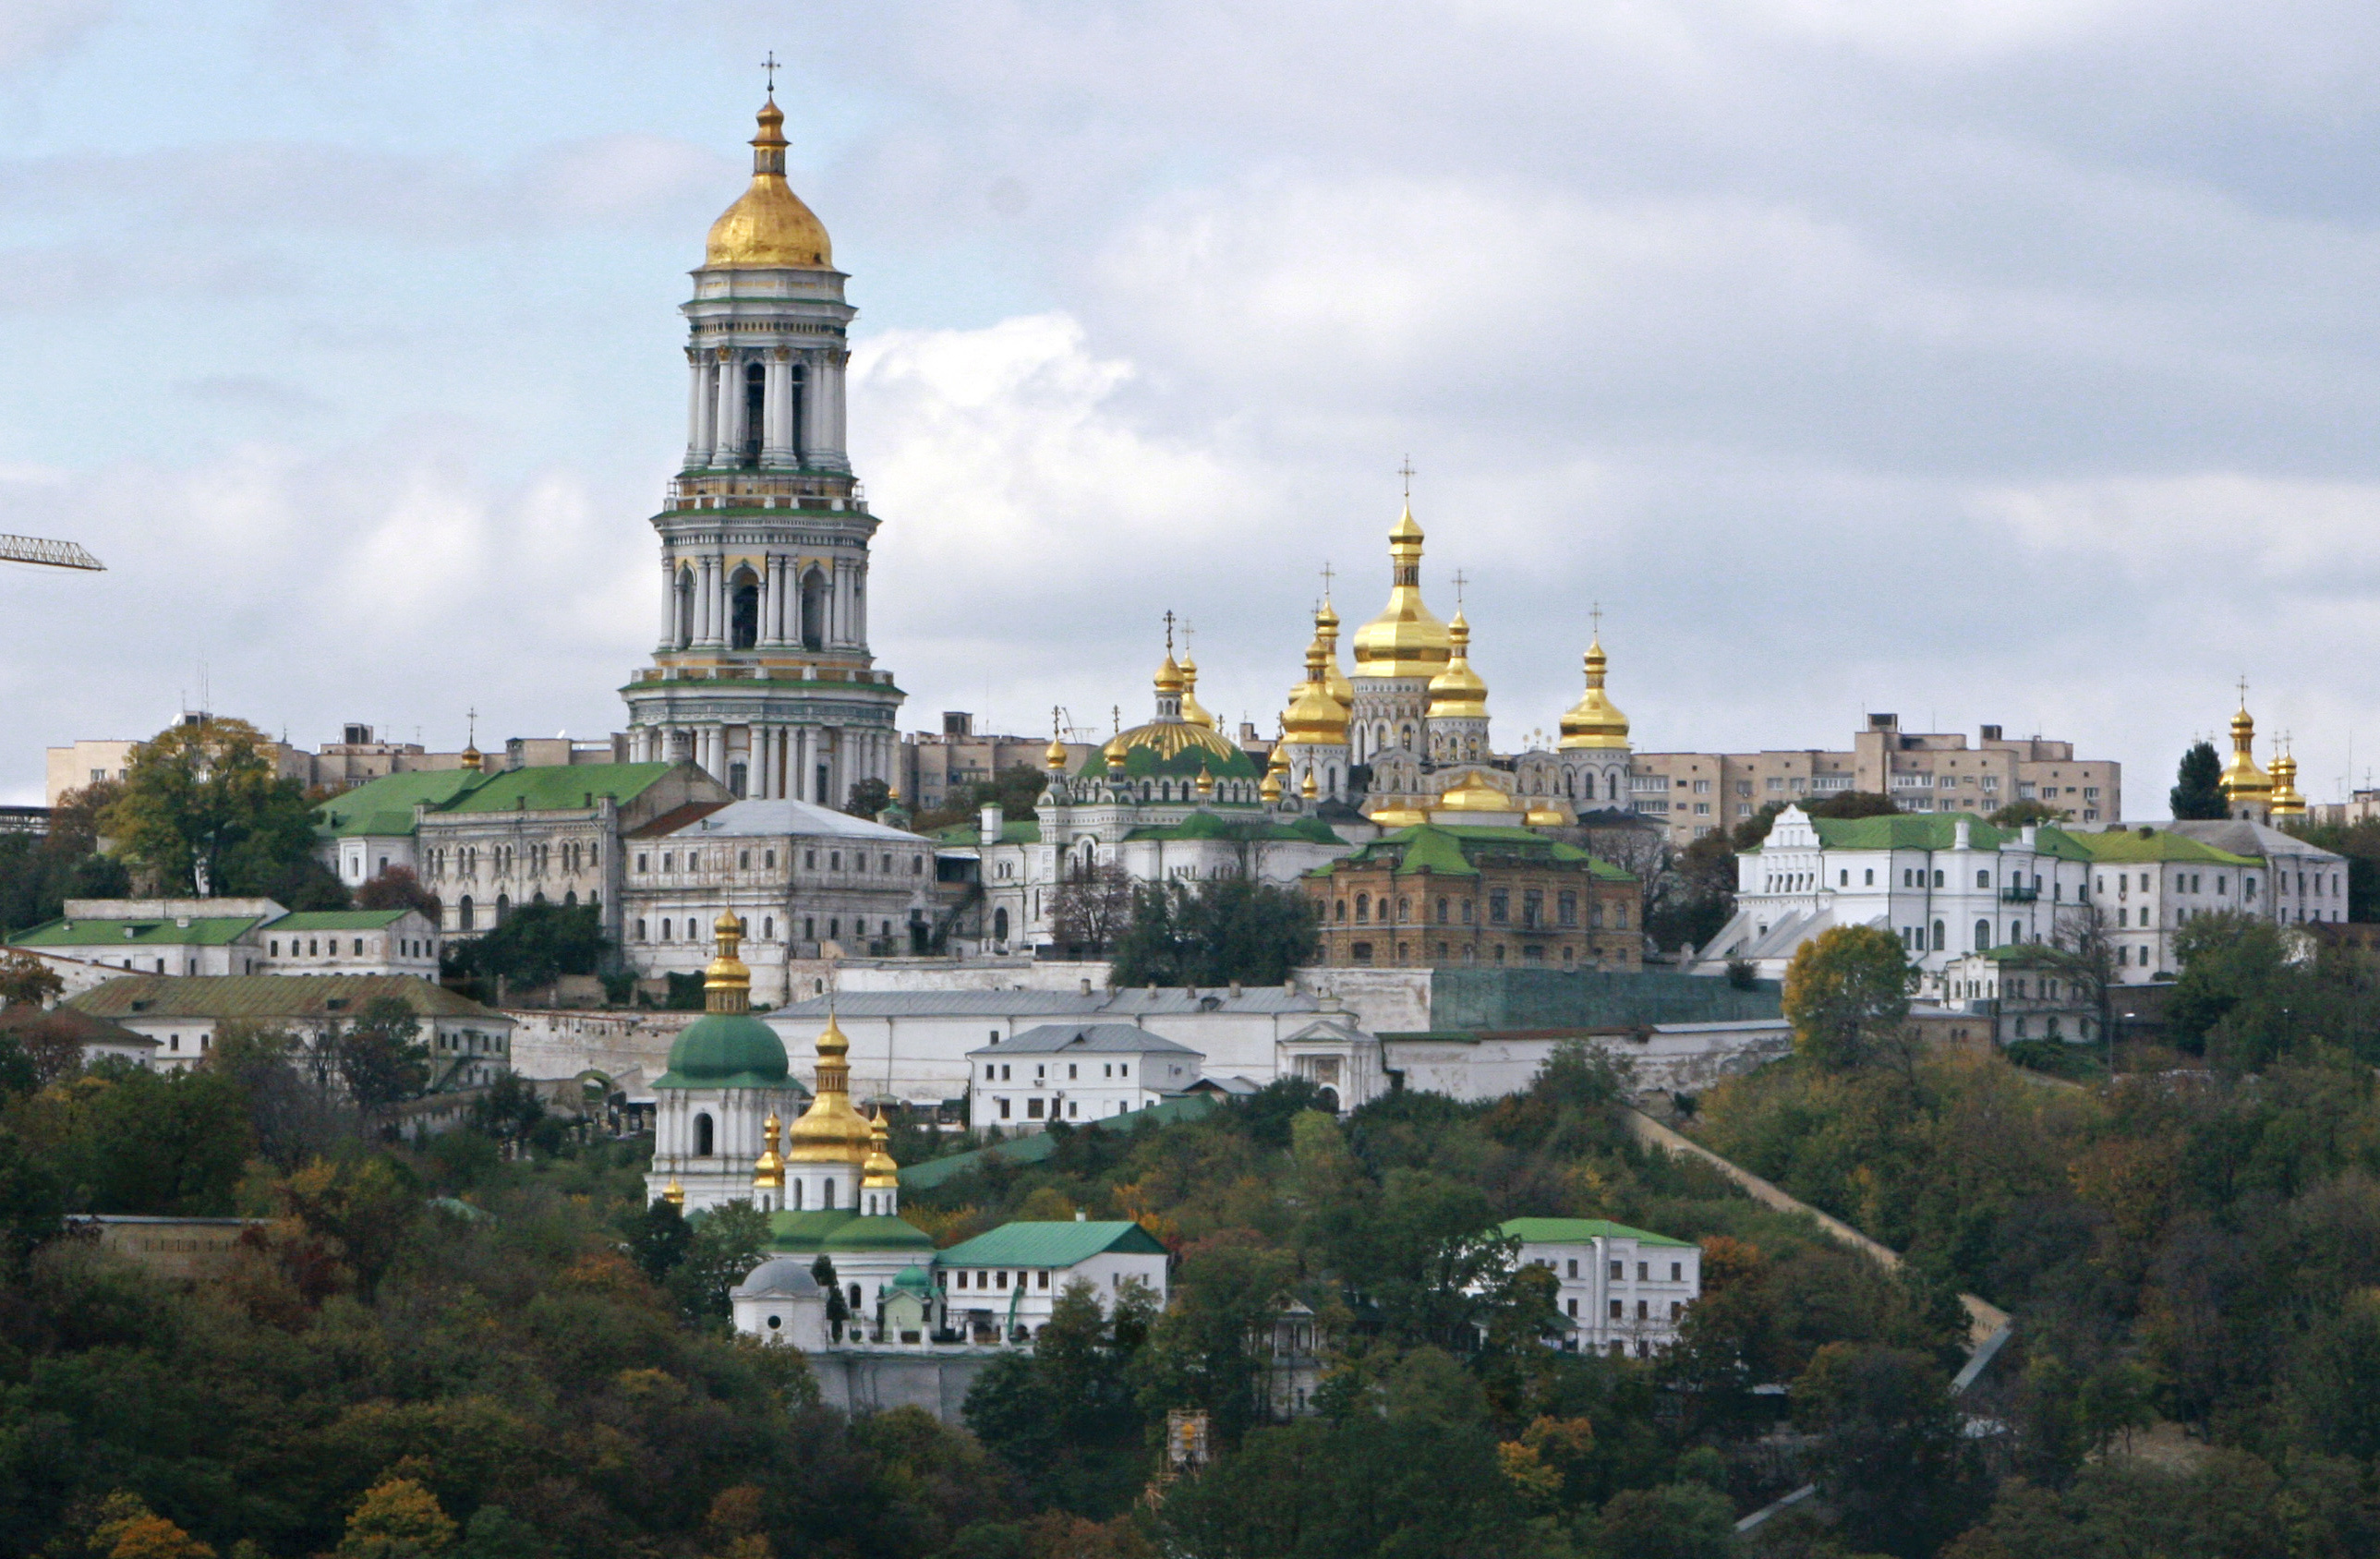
[2172, 740, 2227, 819]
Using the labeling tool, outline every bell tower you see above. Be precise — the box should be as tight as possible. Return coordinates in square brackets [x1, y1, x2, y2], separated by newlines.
[621, 91, 903, 805]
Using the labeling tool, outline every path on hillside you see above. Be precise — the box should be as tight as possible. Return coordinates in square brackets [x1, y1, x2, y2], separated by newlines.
[1623, 1108, 2011, 1345]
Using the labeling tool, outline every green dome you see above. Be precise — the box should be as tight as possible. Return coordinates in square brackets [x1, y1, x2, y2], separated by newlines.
[654, 1011, 789, 1089]
[820, 1215, 936, 1253]
[893, 1264, 935, 1295]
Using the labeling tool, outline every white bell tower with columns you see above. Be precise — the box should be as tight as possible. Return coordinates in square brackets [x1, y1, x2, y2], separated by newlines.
[621, 91, 903, 804]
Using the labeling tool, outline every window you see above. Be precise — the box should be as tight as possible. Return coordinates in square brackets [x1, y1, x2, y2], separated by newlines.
[1609, 1260, 1623, 1280]
[1609, 1299, 1622, 1320]
[1670, 1263, 1681, 1281]
[1566, 1259, 1578, 1278]
[1637, 1262, 1648, 1281]
[1977, 870, 1990, 888]
[1864, 868, 1874, 886]
[1489, 890, 1509, 924]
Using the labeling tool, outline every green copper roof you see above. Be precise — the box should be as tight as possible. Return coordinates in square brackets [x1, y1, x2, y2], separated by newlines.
[1313, 824, 1633, 882]
[1770, 812, 2097, 863]
[66, 974, 501, 1021]
[13, 915, 263, 949]
[2071, 828, 2257, 865]
[439, 762, 675, 814]
[1499, 1216, 1695, 1249]
[893, 1264, 935, 1294]
[764, 1209, 935, 1253]
[313, 769, 490, 839]
[931, 819, 1043, 846]
[654, 1010, 790, 1089]
[935, 1220, 1168, 1266]
[1122, 812, 1337, 843]
[898, 1095, 1219, 1190]
[265, 910, 417, 931]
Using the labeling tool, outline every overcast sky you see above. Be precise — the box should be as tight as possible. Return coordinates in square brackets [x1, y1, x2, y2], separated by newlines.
[5, 0, 2379, 810]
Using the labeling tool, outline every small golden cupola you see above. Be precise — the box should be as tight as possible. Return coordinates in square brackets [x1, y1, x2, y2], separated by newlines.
[1313, 598, 1355, 713]
[706, 97, 834, 270]
[785, 1008, 876, 1166]
[2218, 697, 2272, 814]
[1427, 610, 1490, 719]
[1045, 735, 1069, 772]
[1559, 638, 1631, 750]
[751, 1113, 785, 1199]
[1351, 504, 1452, 679]
[2269, 743, 2307, 820]
[1282, 643, 1351, 744]
[1179, 655, 1217, 730]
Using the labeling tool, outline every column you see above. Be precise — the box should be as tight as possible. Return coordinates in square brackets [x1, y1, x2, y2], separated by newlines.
[695, 557, 716, 645]
[714, 353, 741, 469]
[802, 353, 828, 463]
[828, 352, 848, 466]
[709, 557, 729, 647]
[852, 559, 867, 648]
[763, 352, 792, 467]
[768, 556, 789, 644]
[755, 728, 775, 799]
[688, 357, 716, 467]
[755, 556, 774, 650]
[658, 557, 677, 647]
[833, 562, 856, 648]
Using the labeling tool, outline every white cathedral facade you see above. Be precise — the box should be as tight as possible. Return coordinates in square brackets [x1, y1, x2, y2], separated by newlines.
[619, 97, 902, 807]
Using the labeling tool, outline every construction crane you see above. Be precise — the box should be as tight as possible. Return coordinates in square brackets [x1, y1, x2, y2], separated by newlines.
[0, 533, 103, 572]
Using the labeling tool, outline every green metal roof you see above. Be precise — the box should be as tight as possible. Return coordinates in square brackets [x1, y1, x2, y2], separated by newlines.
[899, 1094, 1219, 1190]
[1122, 812, 1338, 843]
[265, 910, 416, 931]
[1311, 824, 1634, 882]
[314, 769, 490, 839]
[654, 1009, 790, 1089]
[2071, 828, 2257, 865]
[439, 762, 675, 814]
[1777, 813, 2096, 863]
[66, 974, 503, 1021]
[762, 1209, 936, 1253]
[1499, 1216, 1695, 1249]
[13, 915, 263, 949]
[930, 819, 1043, 846]
[934, 1219, 1167, 1266]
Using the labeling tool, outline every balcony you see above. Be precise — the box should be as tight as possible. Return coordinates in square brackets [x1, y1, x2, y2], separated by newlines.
[2000, 886, 2039, 902]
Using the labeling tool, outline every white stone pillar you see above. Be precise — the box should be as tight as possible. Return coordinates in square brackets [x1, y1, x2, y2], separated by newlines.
[755, 556, 773, 650]
[833, 562, 856, 648]
[828, 351, 848, 465]
[686, 357, 711, 467]
[802, 353, 828, 461]
[714, 354, 742, 468]
[852, 562, 867, 648]
[710, 557, 730, 647]
[755, 728, 774, 799]
[658, 557, 677, 647]
[761, 354, 790, 467]
[768, 556, 789, 645]
[695, 557, 716, 645]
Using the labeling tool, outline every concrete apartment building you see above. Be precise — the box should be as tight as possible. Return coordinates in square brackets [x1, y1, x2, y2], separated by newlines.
[45, 720, 620, 806]
[900, 712, 1096, 815]
[1628, 715, 2120, 843]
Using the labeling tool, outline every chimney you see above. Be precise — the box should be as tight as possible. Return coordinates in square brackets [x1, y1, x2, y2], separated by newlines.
[1953, 817, 1972, 851]
[2022, 824, 2039, 848]
[979, 803, 1003, 846]
[1080, 977, 1093, 996]
[1075, 1209, 1087, 1221]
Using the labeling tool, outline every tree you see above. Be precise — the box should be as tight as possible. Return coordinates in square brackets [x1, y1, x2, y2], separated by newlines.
[467, 1070, 545, 1143]
[99, 717, 345, 905]
[89, 1492, 217, 1559]
[336, 1477, 456, 1559]
[2171, 741, 2227, 820]
[1050, 862, 1135, 956]
[1111, 877, 1319, 987]
[443, 902, 610, 989]
[1782, 924, 1915, 1072]
[61, 1068, 255, 1215]
[1649, 829, 1735, 952]
[0, 949, 62, 1009]
[628, 1195, 692, 1282]
[668, 1201, 771, 1323]
[0, 1127, 64, 1268]
[355, 865, 441, 921]
[1589, 1482, 1737, 1559]
[1795, 1343, 1978, 1558]
[915, 765, 1048, 834]
[845, 777, 893, 819]
[964, 1279, 1152, 1515]
[335, 995, 433, 1122]
[1732, 790, 1900, 849]
[0, 780, 131, 937]
[1987, 799, 2069, 828]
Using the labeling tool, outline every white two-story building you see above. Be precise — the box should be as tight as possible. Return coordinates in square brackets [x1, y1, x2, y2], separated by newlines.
[968, 1023, 1204, 1130]
[1501, 1217, 1701, 1357]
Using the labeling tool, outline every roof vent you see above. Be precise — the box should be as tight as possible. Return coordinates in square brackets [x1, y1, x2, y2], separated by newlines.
[1075, 1210, 1087, 1222]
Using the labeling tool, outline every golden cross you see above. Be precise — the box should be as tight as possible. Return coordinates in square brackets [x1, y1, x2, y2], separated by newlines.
[1452, 569, 1468, 606]
[1397, 456, 1415, 499]
[762, 51, 779, 91]
[1163, 610, 1176, 655]
[1052, 705, 1062, 741]
[1590, 601, 1602, 638]
[1319, 560, 1335, 598]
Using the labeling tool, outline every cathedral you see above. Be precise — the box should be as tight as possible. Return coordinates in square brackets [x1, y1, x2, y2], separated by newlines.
[619, 96, 902, 804]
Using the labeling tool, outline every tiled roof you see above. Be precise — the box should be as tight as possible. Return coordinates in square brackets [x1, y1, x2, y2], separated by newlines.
[934, 1219, 1167, 1266]
[763, 1209, 936, 1253]
[1782, 812, 2097, 863]
[970, 1022, 1202, 1057]
[898, 1094, 1219, 1190]
[1122, 811, 1338, 843]
[66, 974, 506, 1022]
[13, 915, 263, 949]
[0, 1004, 154, 1046]
[1499, 1216, 1695, 1249]
[929, 819, 1043, 846]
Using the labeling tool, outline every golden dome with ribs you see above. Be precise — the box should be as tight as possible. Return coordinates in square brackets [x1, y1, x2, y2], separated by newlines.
[705, 98, 834, 270]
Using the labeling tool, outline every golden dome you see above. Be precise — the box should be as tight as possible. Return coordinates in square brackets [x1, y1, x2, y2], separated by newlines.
[1195, 769, 1214, 800]
[1313, 601, 1354, 712]
[1301, 769, 1320, 800]
[1559, 639, 1631, 750]
[1525, 802, 1569, 827]
[861, 1113, 900, 1190]
[1179, 657, 1216, 730]
[1283, 644, 1351, 744]
[663, 1178, 685, 1207]
[1437, 772, 1518, 813]
[1426, 610, 1489, 719]
[752, 1113, 785, 1191]
[705, 98, 834, 270]
[2219, 701, 2271, 804]
[459, 743, 483, 772]
[1045, 736, 1069, 770]
[786, 1010, 875, 1165]
[1350, 503, 1452, 679]
[706, 910, 752, 1010]
[1154, 655, 1185, 695]
[1367, 802, 1426, 828]
[1103, 732, 1130, 769]
[1260, 768, 1283, 804]
[2269, 746, 2307, 818]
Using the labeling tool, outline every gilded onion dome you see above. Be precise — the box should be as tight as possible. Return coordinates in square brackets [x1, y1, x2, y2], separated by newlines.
[1427, 610, 1489, 719]
[1367, 802, 1426, 828]
[752, 1113, 785, 1192]
[1283, 643, 1351, 743]
[1525, 801, 1570, 827]
[786, 1009, 876, 1165]
[861, 1113, 900, 1190]
[2218, 703, 2271, 805]
[1559, 639, 1630, 750]
[2269, 746, 2307, 819]
[705, 98, 834, 270]
[1314, 599, 1355, 712]
[1351, 504, 1452, 679]
[1102, 731, 1130, 770]
[1045, 736, 1069, 770]
[1438, 771, 1516, 812]
[1179, 656, 1217, 730]
[1087, 648, 1260, 780]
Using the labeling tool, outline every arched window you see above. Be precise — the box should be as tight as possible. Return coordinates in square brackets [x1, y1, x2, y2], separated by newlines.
[729, 761, 748, 798]
[563, 889, 576, 907]
[1397, 897, 1409, 923]
[800, 568, 829, 650]
[457, 895, 474, 931]
[791, 1179, 803, 1210]
[1932, 920, 1945, 950]
[695, 1112, 715, 1156]
[729, 566, 760, 650]
[1436, 897, 1448, 924]
[2012, 921, 2024, 945]
[495, 893, 509, 925]
[1355, 893, 1370, 923]
[742, 360, 766, 464]
[763, 916, 774, 940]
[1975, 920, 1991, 949]
[787, 361, 807, 463]
[994, 907, 1010, 942]
[822, 1180, 836, 1210]
[1335, 900, 1347, 922]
